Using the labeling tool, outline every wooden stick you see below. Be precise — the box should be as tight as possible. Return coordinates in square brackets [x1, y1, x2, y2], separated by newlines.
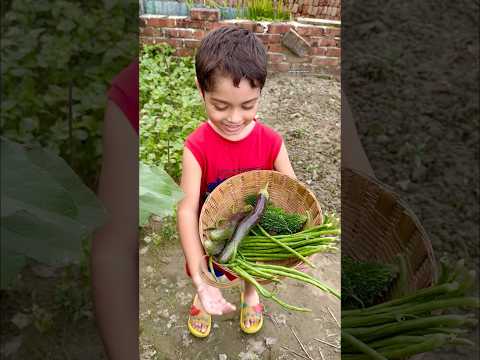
[318, 347, 325, 360]
[327, 305, 340, 327]
[313, 337, 340, 349]
[290, 326, 314, 360]
[280, 346, 311, 360]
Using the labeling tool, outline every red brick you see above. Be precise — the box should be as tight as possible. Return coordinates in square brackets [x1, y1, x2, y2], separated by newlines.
[312, 56, 339, 66]
[184, 39, 202, 48]
[190, 8, 220, 22]
[164, 28, 194, 38]
[324, 27, 341, 37]
[192, 29, 207, 40]
[174, 48, 195, 57]
[292, 56, 312, 63]
[268, 62, 290, 73]
[140, 36, 155, 45]
[310, 47, 327, 56]
[326, 47, 341, 57]
[166, 38, 184, 48]
[148, 17, 177, 27]
[267, 43, 284, 52]
[294, 25, 324, 37]
[311, 37, 336, 47]
[210, 22, 230, 31]
[256, 33, 282, 44]
[141, 27, 154, 36]
[176, 18, 192, 28]
[268, 52, 286, 64]
[152, 38, 169, 46]
[267, 23, 292, 34]
[187, 20, 204, 29]
[203, 21, 218, 30]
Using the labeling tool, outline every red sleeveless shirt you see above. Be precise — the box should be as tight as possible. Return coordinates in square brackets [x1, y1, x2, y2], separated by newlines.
[185, 119, 283, 203]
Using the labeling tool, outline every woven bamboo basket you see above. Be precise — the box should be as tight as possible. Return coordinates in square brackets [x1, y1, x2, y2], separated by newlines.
[342, 167, 437, 297]
[198, 170, 324, 288]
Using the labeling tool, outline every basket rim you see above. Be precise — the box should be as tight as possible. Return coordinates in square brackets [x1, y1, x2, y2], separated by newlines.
[342, 166, 438, 284]
[198, 169, 325, 287]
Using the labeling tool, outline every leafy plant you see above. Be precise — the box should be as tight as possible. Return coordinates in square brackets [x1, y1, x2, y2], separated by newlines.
[1, 0, 137, 188]
[139, 162, 184, 227]
[241, 0, 290, 21]
[1, 137, 106, 289]
[140, 44, 205, 180]
[342, 256, 398, 309]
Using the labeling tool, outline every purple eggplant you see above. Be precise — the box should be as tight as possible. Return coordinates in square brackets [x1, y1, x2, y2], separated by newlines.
[217, 183, 269, 264]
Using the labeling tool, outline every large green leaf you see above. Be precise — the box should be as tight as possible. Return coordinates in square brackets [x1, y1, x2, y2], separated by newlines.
[139, 162, 184, 227]
[0, 137, 106, 288]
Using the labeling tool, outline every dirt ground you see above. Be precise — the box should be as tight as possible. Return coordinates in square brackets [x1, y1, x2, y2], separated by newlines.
[139, 72, 342, 360]
[342, 1, 479, 358]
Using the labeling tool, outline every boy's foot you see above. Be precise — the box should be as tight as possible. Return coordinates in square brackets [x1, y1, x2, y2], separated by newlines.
[188, 294, 211, 338]
[240, 291, 264, 334]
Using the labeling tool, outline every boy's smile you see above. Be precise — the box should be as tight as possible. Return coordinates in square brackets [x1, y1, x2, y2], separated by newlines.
[197, 75, 261, 141]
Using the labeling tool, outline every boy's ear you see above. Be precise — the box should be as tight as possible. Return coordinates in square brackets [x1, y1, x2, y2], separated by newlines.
[195, 77, 205, 100]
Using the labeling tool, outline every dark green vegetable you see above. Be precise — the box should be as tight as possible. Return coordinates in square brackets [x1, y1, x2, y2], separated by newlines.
[342, 331, 388, 360]
[217, 183, 269, 263]
[244, 194, 307, 235]
[342, 256, 398, 309]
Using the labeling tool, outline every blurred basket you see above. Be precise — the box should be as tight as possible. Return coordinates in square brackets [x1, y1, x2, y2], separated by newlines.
[198, 170, 323, 288]
[341, 167, 437, 296]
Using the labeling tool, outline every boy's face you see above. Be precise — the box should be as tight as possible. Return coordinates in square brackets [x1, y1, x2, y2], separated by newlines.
[196, 75, 260, 139]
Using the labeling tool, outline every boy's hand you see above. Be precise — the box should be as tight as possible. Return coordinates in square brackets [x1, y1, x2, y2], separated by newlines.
[193, 276, 236, 315]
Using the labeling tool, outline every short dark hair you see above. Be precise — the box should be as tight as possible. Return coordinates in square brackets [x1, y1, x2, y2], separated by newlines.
[195, 26, 267, 94]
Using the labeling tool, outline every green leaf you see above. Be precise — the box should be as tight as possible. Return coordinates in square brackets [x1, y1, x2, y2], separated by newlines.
[1, 138, 78, 218]
[139, 162, 184, 227]
[1, 137, 106, 288]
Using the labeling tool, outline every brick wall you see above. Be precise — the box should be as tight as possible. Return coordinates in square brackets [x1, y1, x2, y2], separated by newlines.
[184, 0, 341, 20]
[140, 9, 340, 77]
[287, 0, 340, 20]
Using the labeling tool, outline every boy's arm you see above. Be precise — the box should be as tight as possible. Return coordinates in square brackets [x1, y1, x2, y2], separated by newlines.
[91, 100, 139, 360]
[177, 147, 236, 315]
[274, 142, 297, 179]
[177, 147, 206, 283]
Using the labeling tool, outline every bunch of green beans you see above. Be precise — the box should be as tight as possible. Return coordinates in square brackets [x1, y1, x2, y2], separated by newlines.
[341, 259, 479, 359]
[218, 217, 341, 312]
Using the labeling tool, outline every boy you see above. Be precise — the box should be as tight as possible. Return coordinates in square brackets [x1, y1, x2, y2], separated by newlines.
[177, 26, 296, 337]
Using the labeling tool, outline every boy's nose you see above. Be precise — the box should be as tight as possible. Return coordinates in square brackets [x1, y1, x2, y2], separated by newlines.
[228, 110, 243, 124]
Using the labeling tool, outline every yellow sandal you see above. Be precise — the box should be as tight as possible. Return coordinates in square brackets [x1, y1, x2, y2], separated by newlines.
[187, 294, 212, 338]
[240, 292, 264, 334]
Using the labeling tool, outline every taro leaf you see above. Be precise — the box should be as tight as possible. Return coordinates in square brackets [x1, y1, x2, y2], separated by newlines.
[0, 137, 106, 288]
[139, 162, 184, 227]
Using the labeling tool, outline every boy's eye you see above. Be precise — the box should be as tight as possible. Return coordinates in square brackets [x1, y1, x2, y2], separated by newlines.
[214, 105, 227, 111]
[242, 106, 254, 110]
